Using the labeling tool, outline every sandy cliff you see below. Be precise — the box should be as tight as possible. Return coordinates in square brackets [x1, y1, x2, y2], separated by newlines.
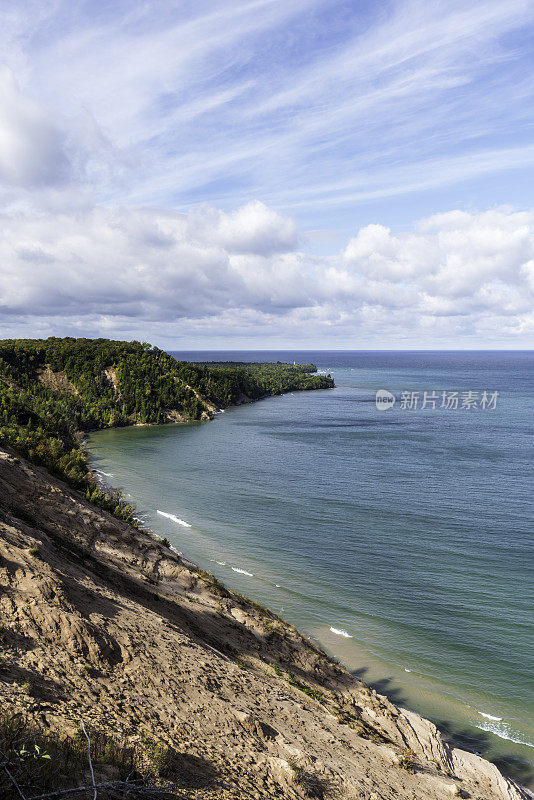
[0, 446, 531, 800]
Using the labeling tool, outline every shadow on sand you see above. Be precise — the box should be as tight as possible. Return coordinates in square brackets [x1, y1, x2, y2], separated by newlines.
[349, 666, 533, 788]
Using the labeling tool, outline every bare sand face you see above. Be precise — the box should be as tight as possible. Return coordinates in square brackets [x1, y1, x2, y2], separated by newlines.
[0, 446, 530, 799]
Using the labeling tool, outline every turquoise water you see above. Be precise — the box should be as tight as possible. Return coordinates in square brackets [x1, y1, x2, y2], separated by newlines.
[90, 351, 534, 784]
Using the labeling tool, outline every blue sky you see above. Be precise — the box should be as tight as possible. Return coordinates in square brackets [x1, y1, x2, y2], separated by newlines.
[1, 0, 534, 347]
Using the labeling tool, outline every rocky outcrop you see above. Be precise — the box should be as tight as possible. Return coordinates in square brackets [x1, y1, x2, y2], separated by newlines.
[37, 365, 79, 395]
[180, 379, 218, 417]
[103, 366, 119, 394]
[363, 702, 529, 800]
[0, 446, 531, 800]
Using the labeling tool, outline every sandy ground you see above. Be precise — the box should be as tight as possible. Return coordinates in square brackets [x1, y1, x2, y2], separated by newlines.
[0, 445, 531, 800]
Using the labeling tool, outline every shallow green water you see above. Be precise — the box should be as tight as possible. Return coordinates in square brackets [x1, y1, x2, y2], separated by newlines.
[90, 351, 534, 784]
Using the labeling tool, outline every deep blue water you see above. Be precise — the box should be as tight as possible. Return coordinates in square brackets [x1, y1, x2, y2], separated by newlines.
[90, 351, 534, 782]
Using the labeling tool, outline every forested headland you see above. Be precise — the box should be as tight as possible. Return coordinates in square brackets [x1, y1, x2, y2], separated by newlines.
[0, 337, 333, 522]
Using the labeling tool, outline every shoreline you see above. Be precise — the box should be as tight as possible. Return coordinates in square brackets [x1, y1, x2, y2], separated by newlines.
[312, 625, 534, 778]
[2, 437, 532, 799]
[88, 411, 534, 791]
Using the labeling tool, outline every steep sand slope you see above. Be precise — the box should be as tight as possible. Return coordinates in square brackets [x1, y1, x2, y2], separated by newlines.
[0, 446, 531, 800]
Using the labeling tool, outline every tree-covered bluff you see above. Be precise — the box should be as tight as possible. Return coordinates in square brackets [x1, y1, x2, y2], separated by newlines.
[0, 337, 333, 520]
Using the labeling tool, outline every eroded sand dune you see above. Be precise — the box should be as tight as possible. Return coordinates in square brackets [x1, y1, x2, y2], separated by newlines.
[0, 446, 531, 800]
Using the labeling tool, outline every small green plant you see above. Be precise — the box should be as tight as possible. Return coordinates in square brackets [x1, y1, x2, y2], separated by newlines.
[160, 537, 171, 548]
[289, 758, 331, 798]
[269, 663, 330, 705]
[0, 713, 145, 798]
[197, 569, 232, 598]
[27, 546, 40, 557]
[21, 681, 32, 695]
[234, 590, 287, 624]
[398, 747, 416, 772]
[331, 700, 390, 743]
[140, 732, 172, 777]
[335, 706, 363, 729]
[287, 673, 325, 703]
[18, 742, 51, 761]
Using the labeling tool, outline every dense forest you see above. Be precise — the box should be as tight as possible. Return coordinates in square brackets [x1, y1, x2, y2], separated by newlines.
[0, 337, 333, 522]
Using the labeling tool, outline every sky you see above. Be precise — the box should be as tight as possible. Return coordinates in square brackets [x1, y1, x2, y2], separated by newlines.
[1, 0, 534, 349]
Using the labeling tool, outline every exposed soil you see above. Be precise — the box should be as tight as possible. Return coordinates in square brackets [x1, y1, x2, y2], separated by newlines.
[0, 446, 530, 800]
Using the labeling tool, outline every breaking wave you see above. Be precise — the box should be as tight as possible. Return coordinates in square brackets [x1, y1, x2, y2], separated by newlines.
[330, 627, 353, 638]
[474, 719, 534, 748]
[156, 510, 192, 528]
[477, 711, 502, 721]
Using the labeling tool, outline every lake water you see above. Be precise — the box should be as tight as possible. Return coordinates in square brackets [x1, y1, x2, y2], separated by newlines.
[90, 350, 534, 784]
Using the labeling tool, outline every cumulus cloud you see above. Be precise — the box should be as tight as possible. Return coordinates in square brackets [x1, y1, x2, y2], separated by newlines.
[0, 203, 305, 321]
[343, 224, 438, 281]
[186, 201, 299, 255]
[343, 209, 534, 316]
[0, 203, 533, 346]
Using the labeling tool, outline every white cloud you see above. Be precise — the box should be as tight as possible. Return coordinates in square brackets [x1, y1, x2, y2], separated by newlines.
[343, 210, 534, 307]
[0, 67, 69, 187]
[187, 201, 298, 255]
[0, 203, 533, 347]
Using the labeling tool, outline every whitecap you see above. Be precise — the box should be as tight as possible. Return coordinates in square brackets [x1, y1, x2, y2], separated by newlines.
[231, 567, 254, 576]
[475, 720, 534, 748]
[404, 668, 412, 673]
[330, 627, 353, 638]
[156, 510, 192, 528]
[216, 560, 226, 566]
[477, 711, 502, 721]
